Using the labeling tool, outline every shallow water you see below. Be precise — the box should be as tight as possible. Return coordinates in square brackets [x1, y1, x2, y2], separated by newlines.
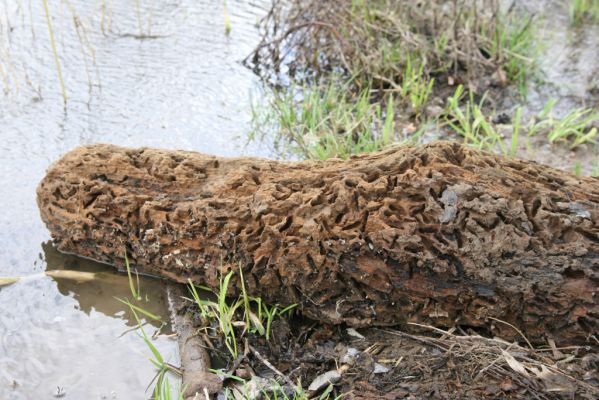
[0, 0, 270, 398]
[504, 0, 599, 173]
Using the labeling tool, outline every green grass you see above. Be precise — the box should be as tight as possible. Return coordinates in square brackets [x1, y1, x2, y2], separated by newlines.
[248, 1, 539, 161]
[528, 100, 599, 148]
[186, 266, 297, 358]
[347, 0, 537, 90]
[126, 303, 184, 399]
[442, 85, 506, 154]
[397, 56, 435, 116]
[118, 249, 183, 399]
[124, 250, 142, 301]
[479, 13, 537, 95]
[153, 375, 184, 400]
[570, 0, 599, 24]
[187, 271, 242, 357]
[442, 87, 599, 155]
[249, 80, 429, 160]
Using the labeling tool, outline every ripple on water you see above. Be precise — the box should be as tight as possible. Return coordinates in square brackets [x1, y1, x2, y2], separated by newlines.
[0, 0, 272, 397]
[0, 246, 177, 399]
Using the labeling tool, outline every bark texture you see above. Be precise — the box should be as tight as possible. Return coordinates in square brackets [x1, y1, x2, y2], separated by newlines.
[37, 142, 599, 344]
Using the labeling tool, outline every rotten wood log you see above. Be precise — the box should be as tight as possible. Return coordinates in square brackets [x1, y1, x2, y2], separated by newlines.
[37, 142, 599, 345]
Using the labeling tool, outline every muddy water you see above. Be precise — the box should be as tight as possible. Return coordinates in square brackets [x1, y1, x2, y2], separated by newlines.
[0, 0, 270, 398]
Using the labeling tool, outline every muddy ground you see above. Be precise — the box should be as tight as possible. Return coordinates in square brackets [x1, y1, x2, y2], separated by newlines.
[170, 296, 599, 399]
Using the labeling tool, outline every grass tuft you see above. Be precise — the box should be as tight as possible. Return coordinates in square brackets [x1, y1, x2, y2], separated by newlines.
[249, 80, 427, 160]
[528, 100, 599, 148]
[442, 85, 505, 154]
[570, 0, 599, 25]
[186, 267, 297, 358]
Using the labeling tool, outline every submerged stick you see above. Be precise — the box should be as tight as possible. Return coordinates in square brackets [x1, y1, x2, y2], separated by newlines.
[37, 142, 599, 345]
[0, 270, 98, 287]
[167, 285, 222, 399]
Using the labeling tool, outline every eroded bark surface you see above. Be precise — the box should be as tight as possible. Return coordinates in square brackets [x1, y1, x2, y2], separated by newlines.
[37, 142, 599, 344]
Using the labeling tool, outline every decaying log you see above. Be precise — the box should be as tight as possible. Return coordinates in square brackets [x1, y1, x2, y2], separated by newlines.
[37, 142, 599, 344]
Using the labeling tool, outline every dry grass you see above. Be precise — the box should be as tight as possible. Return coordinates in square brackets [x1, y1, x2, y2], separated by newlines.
[377, 323, 599, 399]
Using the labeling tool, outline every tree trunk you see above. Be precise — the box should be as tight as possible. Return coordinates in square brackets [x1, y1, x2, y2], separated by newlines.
[37, 142, 599, 345]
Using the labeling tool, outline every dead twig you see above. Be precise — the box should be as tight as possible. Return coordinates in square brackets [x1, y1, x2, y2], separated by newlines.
[248, 342, 298, 391]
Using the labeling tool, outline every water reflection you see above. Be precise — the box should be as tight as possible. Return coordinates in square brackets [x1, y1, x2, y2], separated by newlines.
[42, 241, 171, 329]
[0, 242, 177, 399]
[0, 0, 271, 397]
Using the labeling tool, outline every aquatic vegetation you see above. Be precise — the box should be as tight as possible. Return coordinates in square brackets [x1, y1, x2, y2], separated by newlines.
[224, 0, 232, 35]
[115, 297, 162, 321]
[118, 253, 182, 398]
[153, 375, 185, 400]
[42, 0, 67, 103]
[116, 272, 182, 398]
[124, 302, 183, 399]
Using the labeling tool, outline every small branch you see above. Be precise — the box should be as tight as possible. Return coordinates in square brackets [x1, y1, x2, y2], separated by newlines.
[248, 342, 298, 390]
